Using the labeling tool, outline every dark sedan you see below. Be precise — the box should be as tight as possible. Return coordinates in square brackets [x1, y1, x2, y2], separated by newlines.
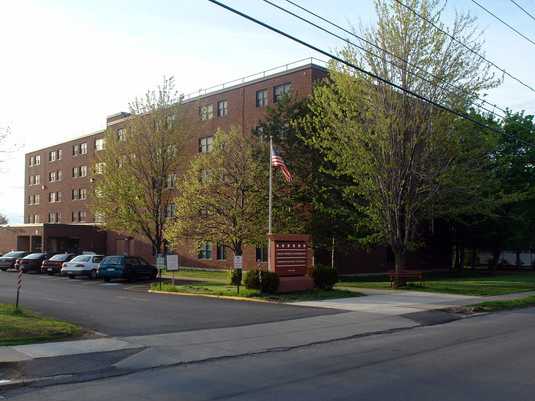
[41, 253, 77, 275]
[0, 251, 28, 271]
[17, 253, 50, 273]
[98, 256, 158, 282]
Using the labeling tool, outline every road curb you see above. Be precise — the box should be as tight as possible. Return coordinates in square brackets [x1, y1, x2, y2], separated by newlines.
[148, 289, 278, 304]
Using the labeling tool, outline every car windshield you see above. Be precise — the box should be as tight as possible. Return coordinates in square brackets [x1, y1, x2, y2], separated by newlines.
[24, 253, 45, 260]
[49, 254, 72, 261]
[2, 251, 25, 258]
[71, 255, 91, 263]
[93, 256, 104, 263]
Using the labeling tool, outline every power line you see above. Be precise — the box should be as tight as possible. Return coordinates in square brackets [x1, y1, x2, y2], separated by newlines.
[471, 0, 535, 47]
[271, 0, 507, 118]
[393, 0, 535, 94]
[207, 0, 532, 146]
[509, 0, 535, 23]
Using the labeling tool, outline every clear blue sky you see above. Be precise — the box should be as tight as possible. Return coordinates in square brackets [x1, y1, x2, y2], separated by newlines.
[1, 0, 534, 223]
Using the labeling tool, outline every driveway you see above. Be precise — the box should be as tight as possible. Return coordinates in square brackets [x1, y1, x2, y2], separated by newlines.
[0, 272, 339, 337]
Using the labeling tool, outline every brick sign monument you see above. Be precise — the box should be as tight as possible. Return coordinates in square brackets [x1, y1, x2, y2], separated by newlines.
[267, 234, 314, 292]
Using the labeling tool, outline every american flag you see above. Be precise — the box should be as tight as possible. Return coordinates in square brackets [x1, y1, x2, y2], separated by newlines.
[271, 145, 293, 183]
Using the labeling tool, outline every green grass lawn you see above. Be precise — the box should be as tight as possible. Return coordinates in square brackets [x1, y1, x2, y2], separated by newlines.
[151, 282, 361, 303]
[161, 268, 229, 283]
[470, 295, 535, 312]
[0, 304, 82, 346]
[338, 272, 535, 296]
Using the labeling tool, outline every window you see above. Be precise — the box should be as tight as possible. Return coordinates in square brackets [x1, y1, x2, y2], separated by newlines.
[200, 104, 214, 121]
[165, 203, 176, 218]
[256, 245, 268, 262]
[49, 150, 56, 162]
[58, 149, 62, 160]
[81, 165, 87, 177]
[216, 242, 226, 260]
[71, 211, 86, 223]
[95, 162, 105, 175]
[33, 214, 40, 224]
[199, 136, 213, 153]
[72, 167, 78, 178]
[81, 142, 87, 154]
[217, 100, 228, 117]
[73, 143, 87, 156]
[256, 89, 268, 107]
[35, 155, 41, 165]
[48, 212, 61, 223]
[80, 188, 87, 200]
[117, 128, 126, 142]
[57, 170, 62, 181]
[166, 115, 176, 129]
[95, 138, 105, 151]
[29, 156, 35, 166]
[48, 191, 61, 203]
[73, 144, 79, 156]
[28, 194, 40, 205]
[49, 171, 56, 182]
[95, 212, 105, 224]
[166, 174, 177, 189]
[198, 241, 212, 260]
[72, 189, 79, 200]
[273, 83, 292, 102]
[29, 175, 41, 186]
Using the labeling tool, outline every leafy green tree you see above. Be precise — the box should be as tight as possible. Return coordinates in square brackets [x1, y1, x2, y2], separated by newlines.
[305, 0, 499, 276]
[91, 77, 188, 255]
[165, 127, 268, 266]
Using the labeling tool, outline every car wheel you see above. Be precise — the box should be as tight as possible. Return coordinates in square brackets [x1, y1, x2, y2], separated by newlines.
[68, 275, 75, 279]
[90, 270, 97, 280]
[103, 277, 111, 282]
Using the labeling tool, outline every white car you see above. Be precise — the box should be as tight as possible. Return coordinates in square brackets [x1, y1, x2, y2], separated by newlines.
[61, 254, 104, 279]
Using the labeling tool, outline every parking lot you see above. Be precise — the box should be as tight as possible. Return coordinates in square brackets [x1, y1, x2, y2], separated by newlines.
[0, 272, 339, 337]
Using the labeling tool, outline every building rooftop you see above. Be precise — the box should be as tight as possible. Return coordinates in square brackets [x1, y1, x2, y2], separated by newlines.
[26, 57, 328, 155]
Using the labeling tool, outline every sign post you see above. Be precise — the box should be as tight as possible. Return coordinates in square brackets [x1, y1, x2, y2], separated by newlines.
[156, 254, 166, 291]
[16, 268, 22, 310]
[166, 254, 179, 286]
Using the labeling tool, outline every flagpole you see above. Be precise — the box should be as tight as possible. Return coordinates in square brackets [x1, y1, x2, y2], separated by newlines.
[268, 136, 273, 272]
[269, 135, 273, 235]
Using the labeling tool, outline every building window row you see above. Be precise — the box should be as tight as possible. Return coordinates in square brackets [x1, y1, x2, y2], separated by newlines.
[27, 214, 40, 224]
[72, 188, 87, 201]
[200, 99, 228, 121]
[48, 191, 62, 203]
[117, 128, 127, 142]
[48, 149, 62, 162]
[165, 174, 177, 189]
[48, 170, 63, 183]
[95, 138, 105, 151]
[73, 142, 88, 156]
[29, 175, 40, 186]
[29, 155, 41, 167]
[72, 210, 87, 223]
[165, 203, 176, 219]
[199, 136, 213, 153]
[48, 212, 61, 223]
[256, 82, 292, 108]
[95, 162, 105, 175]
[28, 194, 40, 205]
[72, 165, 88, 178]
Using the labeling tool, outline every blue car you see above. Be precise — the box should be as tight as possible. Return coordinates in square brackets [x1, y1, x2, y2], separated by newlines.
[98, 255, 158, 282]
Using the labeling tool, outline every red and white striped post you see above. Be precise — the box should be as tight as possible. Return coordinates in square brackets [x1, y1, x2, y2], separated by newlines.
[15, 268, 22, 309]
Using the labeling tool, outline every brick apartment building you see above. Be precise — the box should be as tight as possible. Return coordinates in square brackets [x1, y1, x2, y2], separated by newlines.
[0, 59, 335, 269]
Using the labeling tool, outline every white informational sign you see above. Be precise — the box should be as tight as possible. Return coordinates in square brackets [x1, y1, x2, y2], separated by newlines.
[166, 254, 179, 271]
[156, 254, 166, 270]
[233, 255, 243, 270]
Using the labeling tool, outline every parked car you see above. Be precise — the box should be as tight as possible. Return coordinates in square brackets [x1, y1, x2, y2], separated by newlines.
[98, 256, 157, 282]
[17, 253, 50, 273]
[41, 253, 77, 275]
[61, 254, 104, 279]
[0, 251, 28, 271]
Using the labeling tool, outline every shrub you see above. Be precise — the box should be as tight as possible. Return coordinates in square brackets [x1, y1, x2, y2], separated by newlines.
[229, 269, 242, 287]
[312, 265, 338, 290]
[244, 270, 280, 293]
[260, 271, 280, 293]
[245, 270, 261, 290]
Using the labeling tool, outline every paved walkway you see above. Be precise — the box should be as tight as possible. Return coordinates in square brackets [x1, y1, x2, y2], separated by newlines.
[292, 289, 535, 314]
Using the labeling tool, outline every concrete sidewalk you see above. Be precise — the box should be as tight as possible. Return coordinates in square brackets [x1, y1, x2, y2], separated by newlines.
[292, 289, 535, 314]
[0, 310, 418, 366]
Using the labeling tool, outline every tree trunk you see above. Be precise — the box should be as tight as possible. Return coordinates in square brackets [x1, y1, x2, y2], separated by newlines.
[392, 247, 407, 288]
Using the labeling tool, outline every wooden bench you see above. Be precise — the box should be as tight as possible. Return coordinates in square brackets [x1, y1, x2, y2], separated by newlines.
[387, 270, 425, 287]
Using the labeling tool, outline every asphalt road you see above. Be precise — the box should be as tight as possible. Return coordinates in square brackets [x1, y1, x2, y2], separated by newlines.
[0, 271, 338, 336]
[6, 307, 535, 401]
